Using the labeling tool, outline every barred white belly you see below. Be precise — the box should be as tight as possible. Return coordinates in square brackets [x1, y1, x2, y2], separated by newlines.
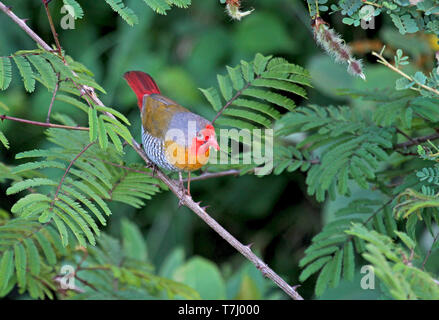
[141, 129, 179, 172]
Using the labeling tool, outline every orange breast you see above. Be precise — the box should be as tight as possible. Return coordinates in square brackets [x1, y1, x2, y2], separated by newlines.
[164, 140, 210, 171]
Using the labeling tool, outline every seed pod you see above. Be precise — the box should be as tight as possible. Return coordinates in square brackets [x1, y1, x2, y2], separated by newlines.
[312, 17, 366, 80]
[225, 0, 254, 21]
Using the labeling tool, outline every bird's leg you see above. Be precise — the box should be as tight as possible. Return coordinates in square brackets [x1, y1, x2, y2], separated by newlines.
[187, 171, 191, 197]
[178, 172, 185, 195]
[177, 172, 191, 197]
[145, 162, 158, 177]
[177, 172, 186, 208]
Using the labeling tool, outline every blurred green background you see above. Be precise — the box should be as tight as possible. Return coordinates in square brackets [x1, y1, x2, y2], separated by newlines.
[0, 0, 438, 299]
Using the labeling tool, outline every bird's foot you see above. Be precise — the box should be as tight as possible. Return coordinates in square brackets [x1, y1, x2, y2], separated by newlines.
[177, 182, 191, 208]
[146, 162, 158, 177]
[178, 172, 191, 198]
[177, 189, 191, 208]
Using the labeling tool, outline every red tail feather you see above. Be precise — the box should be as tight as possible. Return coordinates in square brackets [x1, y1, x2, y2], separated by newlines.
[124, 71, 161, 110]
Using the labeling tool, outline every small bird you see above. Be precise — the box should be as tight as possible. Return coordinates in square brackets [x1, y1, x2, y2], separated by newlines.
[124, 71, 220, 194]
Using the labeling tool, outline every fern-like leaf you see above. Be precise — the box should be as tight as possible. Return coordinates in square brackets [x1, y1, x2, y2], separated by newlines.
[0, 56, 12, 90]
[201, 53, 310, 130]
[104, 0, 139, 25]
[62, 0, 84, 19]
[142, 0, 171, 14]
[276, 105, 394, 201]
[299, 198, 397, 296]
[0, 131, 9, 149]
[27, 54, 57, 89]
[346, 223, 439, 299]
[12, 55, 35, 92]
[6, 122, 161, 248]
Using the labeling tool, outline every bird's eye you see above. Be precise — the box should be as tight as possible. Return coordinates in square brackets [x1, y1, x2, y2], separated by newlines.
[197, 132, 204, 139]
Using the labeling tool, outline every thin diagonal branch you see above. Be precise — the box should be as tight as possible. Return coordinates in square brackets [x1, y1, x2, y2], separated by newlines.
[91, 157, 154, 176]
[46, 73, 60, 123]
[394, 132, 439, 149]
[211, 77, 258, 125]
[363, 198, 393, 226]
[0, 2, 52, 51]
[395, 128, 416, 145]
[372, 51, 439, 97]
[363, 1, 382, 8]
[42, 0, 64, 61]
[0, 114, 89, 131]
[50, 142, 95, 209]
[70, 247, 98, 292]
[0, 1, 116, 122]
[422, 230, 439, 269]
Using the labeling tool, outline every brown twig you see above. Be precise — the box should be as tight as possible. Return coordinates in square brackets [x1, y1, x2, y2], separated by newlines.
[363, 198, 393, 226]
[74, 275, 98, 292]
[90, 157, 154, 177]
[0, 1, 115, 122]
[372, 51, 439, 97]
[211, 78, 257, 125]
[394, 132, 439, 149]
[72, 247, 99, 291]
[50, 142, 95, 210]
[395, 128, 416, 145]
[186, 157, 320, 182]
[362, 1, 382, 8]
[42, 0, 64, 61]
[0, 2, 304, 300]
[0, 2, 52, 51]
[75, 247, 89, 271]
[183, 169, 242, 182]
[422, 230, 439, 269]
[0, 114, 89, 131]
[46, 73, 60, 123]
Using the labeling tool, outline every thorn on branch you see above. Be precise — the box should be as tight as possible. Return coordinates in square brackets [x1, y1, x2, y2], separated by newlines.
[145, 162, 157, 177]
[256, 263, 269, 277]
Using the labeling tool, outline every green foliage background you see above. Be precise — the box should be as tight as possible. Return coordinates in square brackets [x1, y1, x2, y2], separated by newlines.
[0, 0, 439, 300]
